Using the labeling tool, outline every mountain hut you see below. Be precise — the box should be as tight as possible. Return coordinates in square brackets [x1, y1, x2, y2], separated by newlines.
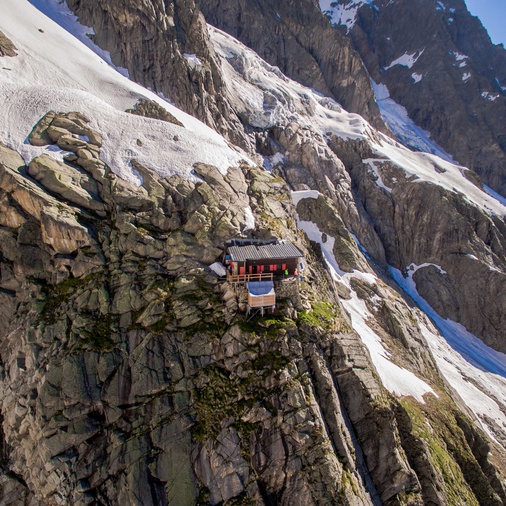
[224, 239, 303, 283]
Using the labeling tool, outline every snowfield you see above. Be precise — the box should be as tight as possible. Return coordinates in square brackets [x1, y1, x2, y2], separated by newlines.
[210, 26, 369, 139]
[0, 0, 248, 184]
[391, 265, 506, 445]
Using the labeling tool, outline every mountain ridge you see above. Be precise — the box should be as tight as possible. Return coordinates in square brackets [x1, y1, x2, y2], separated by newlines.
[0, 0, 506, 504]
[323, 0, 506, 196]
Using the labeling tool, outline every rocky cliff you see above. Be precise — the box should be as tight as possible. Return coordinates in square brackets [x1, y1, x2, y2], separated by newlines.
[1, 2, 506, 505]
[1, 111, 505, 504]
[63, 0, 246, 146]
[324, 0, 506, 196]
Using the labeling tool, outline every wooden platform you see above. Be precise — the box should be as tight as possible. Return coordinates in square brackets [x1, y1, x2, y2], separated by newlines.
[248, 293, 276, 307]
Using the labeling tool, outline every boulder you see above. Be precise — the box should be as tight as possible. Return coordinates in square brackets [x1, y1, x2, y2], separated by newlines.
[28, 112, 57, 146]
[28, 155, 106, 214]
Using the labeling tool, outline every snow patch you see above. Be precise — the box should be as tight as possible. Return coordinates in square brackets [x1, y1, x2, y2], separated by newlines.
[243, 206, 256, 231]
[407, 262, 447, 276]
[364, 158, 392, 192]
[450, 50, 468, 62]
[210, 262, 227, 277]
[296, 218, 346, 278]
[0, 0, 248, 185]
[411, 73, 423, 83]
[384, 49, 424, 70]
[291, 190, 320, 206]
[371, 81, 454, 162]
[462, 72, 471, 82]
[318, 0, 374, 32]
[294, 208, 436, 403]
[481, 91, 499, 101]
[341, 292, 437, 403]
[183, 53, 202, 66]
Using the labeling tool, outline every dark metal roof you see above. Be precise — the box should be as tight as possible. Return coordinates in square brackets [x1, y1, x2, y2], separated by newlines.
[225, 238, 277, 247]
[228, 241, 303, 262]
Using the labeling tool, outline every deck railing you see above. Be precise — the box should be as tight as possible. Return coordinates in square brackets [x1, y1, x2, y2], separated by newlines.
[226, 272, 274, 283]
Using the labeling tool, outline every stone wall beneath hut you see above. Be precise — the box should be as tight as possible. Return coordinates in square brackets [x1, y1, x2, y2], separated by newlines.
[275, 278, 303, 313]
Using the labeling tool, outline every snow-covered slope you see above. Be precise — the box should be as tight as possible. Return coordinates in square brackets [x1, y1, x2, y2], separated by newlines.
[210, 26, 506, 217]
[371, 80, 456, 163]
[0, 0, 247, 184]
[391, 266, 506, 445]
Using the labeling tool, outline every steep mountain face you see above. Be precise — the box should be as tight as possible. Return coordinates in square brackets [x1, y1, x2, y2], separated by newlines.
[1, 1, 506, 505]
[62, 0, 246, 146]
[205, 24, 506, 353]
[195, 0, 385, 131]
[1, 115, 505, 505]
[322, 0, 506, 196]
[128, 0, 506, 350]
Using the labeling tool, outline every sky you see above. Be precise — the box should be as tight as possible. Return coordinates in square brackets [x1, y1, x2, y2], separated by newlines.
[464, 0, 506, 46]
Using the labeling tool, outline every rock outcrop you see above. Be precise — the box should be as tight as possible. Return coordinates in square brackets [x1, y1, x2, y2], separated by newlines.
[0, 30, 17, 57]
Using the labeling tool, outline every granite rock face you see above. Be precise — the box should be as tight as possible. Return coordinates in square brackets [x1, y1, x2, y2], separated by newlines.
[1, 110, 506, 504]
[337, 140, 506, 352]
[329, 0, 506, 196]
[1, 1, 506, 504]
